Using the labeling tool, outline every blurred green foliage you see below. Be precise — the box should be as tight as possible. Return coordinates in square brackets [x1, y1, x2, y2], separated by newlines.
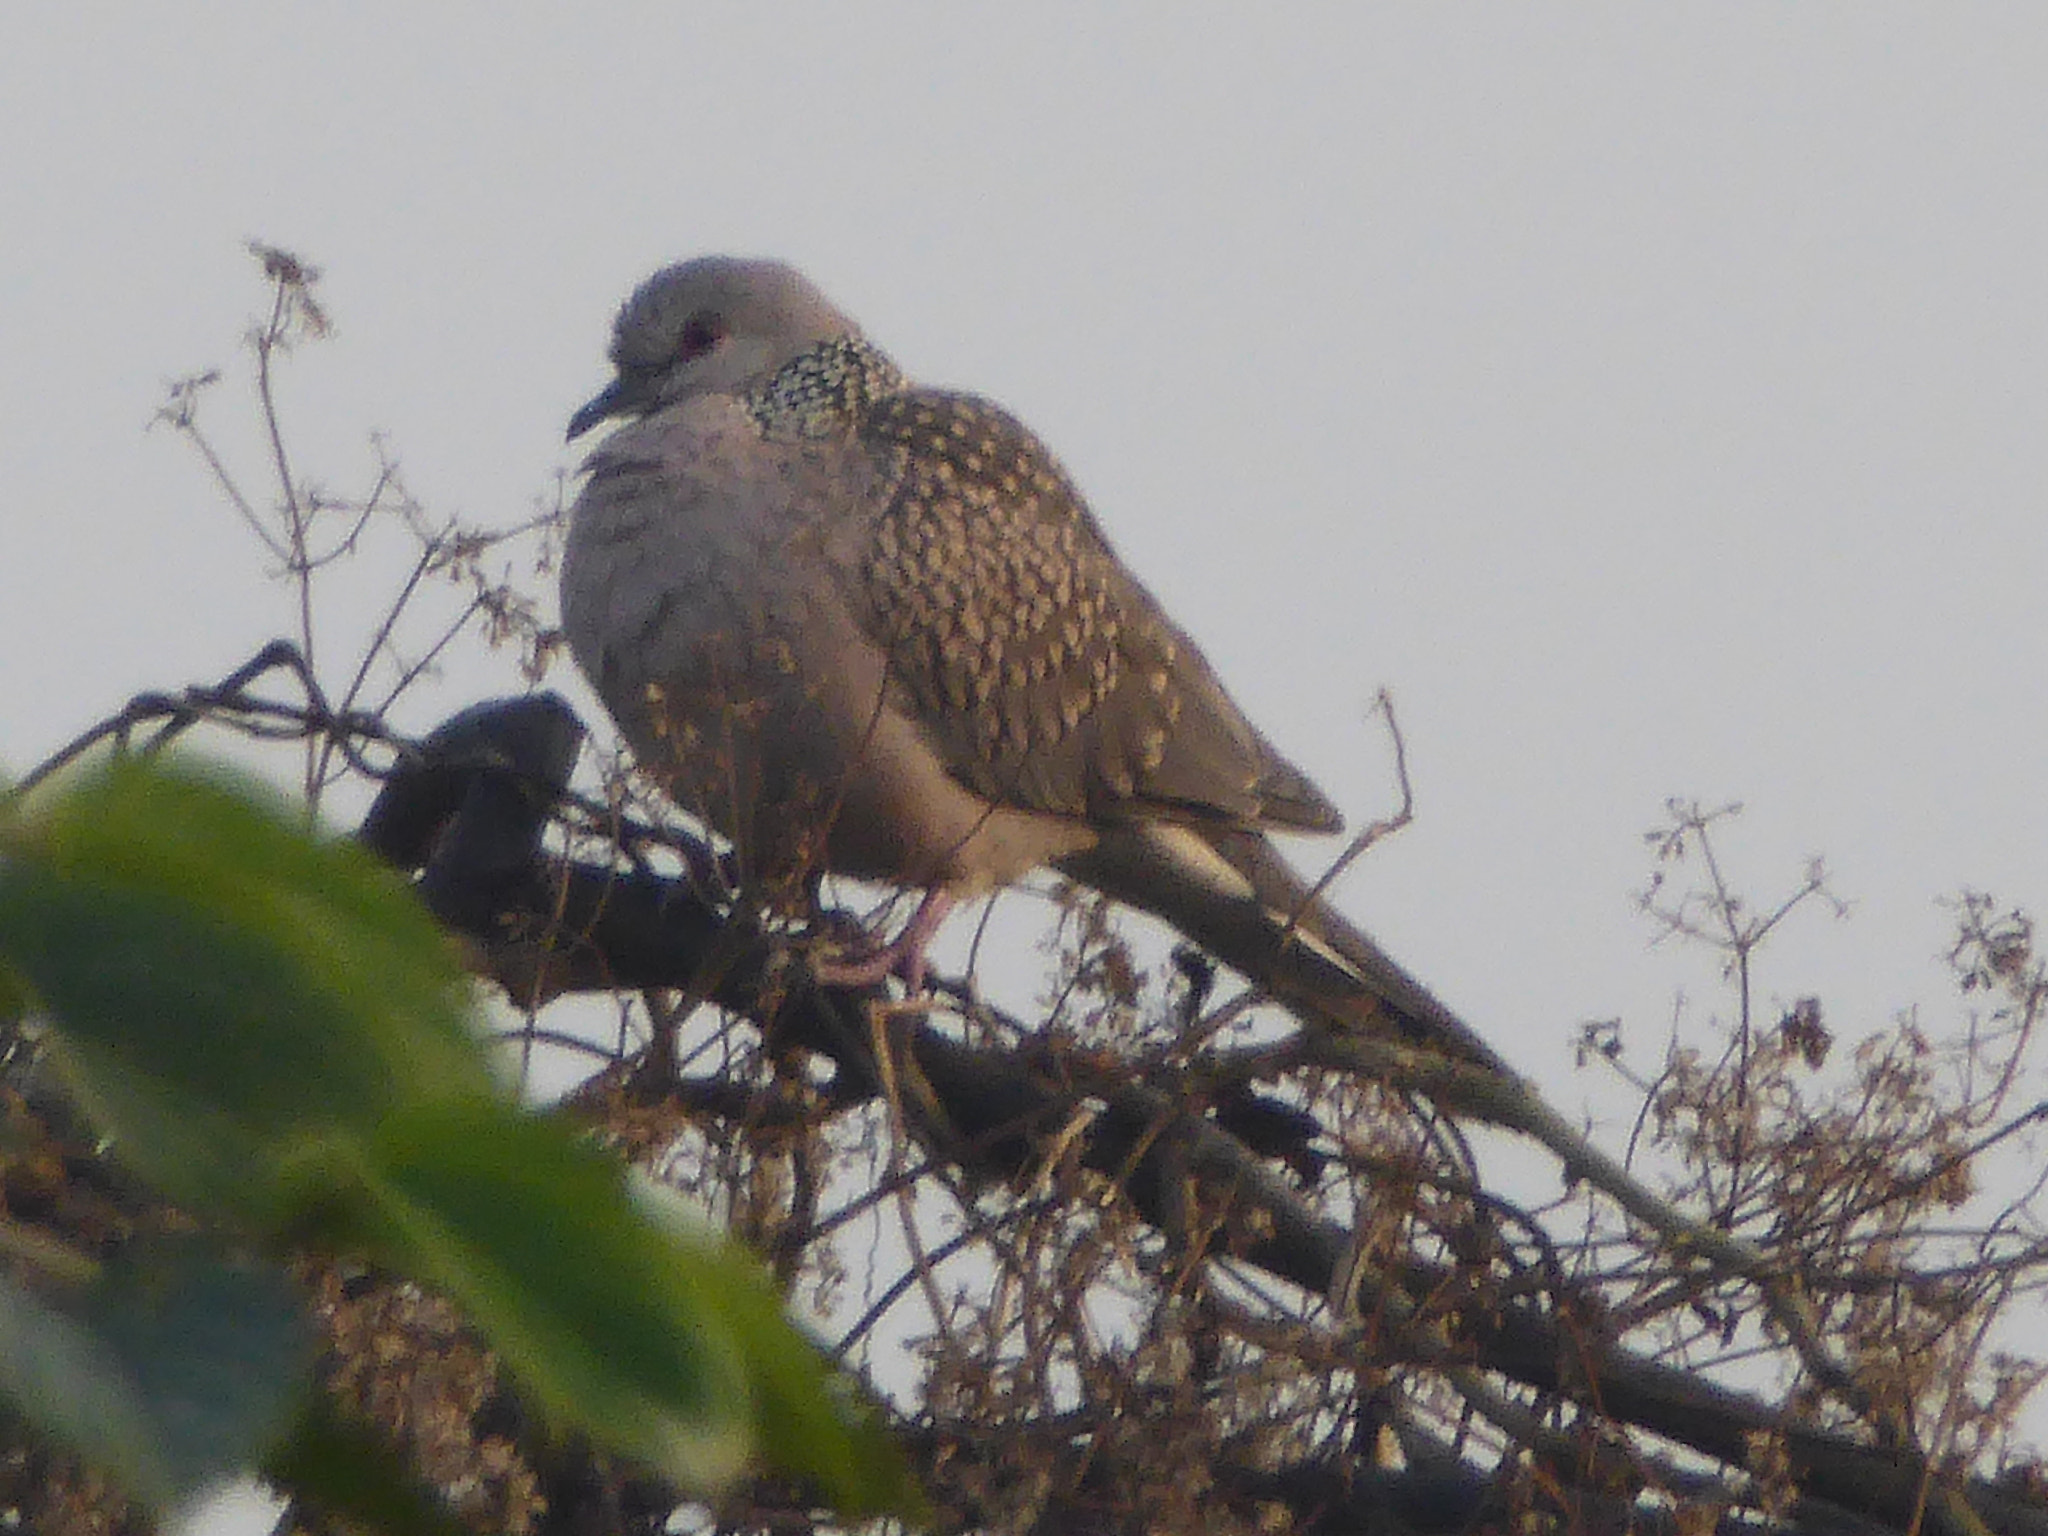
[0, 758, 916, 1529]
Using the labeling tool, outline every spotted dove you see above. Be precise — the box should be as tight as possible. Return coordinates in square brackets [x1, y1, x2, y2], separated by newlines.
[560, 257, 1502, 1072]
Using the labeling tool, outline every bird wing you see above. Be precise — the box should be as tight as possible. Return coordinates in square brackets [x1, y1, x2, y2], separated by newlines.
[848, 386, 1342, 837]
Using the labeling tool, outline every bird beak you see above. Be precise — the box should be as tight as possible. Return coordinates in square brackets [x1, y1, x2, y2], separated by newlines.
[566, 377, 631, 442]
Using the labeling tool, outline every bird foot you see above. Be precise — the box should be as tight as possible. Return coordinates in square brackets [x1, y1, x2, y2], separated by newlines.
[808, 889, 957, 995]
[809, 939, 927, 992]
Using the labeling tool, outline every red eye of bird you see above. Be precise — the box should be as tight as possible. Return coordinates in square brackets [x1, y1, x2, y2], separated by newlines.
[679, 313, 724, 359]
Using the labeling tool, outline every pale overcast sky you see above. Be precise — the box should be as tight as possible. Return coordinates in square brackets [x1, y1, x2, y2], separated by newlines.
[3, 9, 2046, 1526]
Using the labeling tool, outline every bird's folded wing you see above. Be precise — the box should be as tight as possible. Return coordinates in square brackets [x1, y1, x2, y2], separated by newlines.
[849, 385, 1341, 837]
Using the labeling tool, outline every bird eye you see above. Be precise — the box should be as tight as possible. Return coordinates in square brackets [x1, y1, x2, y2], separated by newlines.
[678, 312, 725, 360]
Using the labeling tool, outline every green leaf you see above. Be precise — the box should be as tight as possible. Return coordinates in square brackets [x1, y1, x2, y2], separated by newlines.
[361, 1100, 754, 1493]
[265, 1397, 472, 1536]
[627, 1174, 926, 1518]
[0, 957, 26, 1026]
[357, 1103, 919, 1513]
[0, 759, 493, 1214]
[0, 760, 921, 1518]
[0, 1239, 311, 1511]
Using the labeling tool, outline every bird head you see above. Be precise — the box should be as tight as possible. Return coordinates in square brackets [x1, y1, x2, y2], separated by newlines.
[567, 256, 860, 439]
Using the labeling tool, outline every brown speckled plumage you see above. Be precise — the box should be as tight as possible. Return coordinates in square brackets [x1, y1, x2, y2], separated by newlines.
[559, 255, 1501, 1068]
[734, 327, 1342, 835]
[861, 391, 1142, 779]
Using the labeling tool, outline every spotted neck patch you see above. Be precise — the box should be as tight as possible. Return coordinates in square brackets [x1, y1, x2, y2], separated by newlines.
[747, 335, 906, 440]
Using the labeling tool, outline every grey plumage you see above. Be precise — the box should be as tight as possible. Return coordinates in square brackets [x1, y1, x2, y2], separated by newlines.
[561, 256, 1503, 1072]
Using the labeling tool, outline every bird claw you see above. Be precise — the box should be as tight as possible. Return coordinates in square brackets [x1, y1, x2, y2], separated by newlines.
[810, 936, 930, 993]
[807, 888, 957, 995]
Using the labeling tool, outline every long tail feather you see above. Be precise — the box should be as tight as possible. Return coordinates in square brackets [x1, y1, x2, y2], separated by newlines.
[1057, 825, 1508, 1076]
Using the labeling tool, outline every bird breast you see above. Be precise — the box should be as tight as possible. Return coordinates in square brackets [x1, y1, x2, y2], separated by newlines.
[559, 396, 1095, 893]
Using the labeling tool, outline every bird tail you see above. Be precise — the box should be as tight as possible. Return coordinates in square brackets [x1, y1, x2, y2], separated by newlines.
[1056, 825, 1507, 1076]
